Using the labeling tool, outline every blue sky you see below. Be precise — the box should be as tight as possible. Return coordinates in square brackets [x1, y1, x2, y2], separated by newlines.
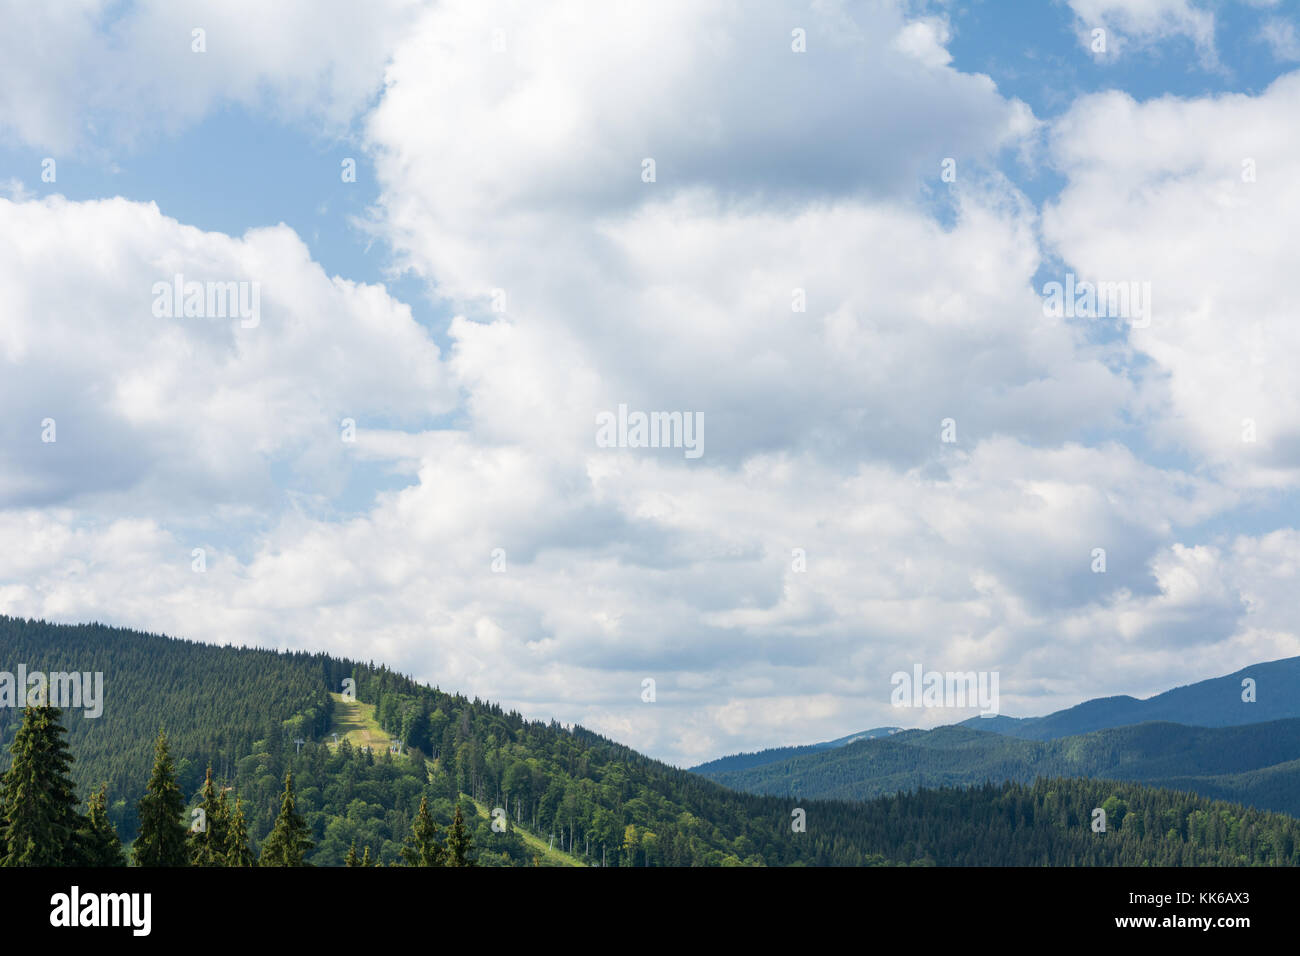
[3, 0, 1300, 765]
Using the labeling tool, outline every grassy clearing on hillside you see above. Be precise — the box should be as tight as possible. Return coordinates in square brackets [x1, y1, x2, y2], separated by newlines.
[327, 692, 401, 755]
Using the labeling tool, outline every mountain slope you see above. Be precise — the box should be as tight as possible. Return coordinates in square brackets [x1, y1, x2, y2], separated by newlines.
[0, 615, 338, 833]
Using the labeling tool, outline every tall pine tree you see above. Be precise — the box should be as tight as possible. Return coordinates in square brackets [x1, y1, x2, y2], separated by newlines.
[79, 783, 125, 867]
[259, 771, 313, 866]
[445, 803, 475, 867]
[188, 766, 229, 866]
[225, 794, 256, 867]
[2, 702, 86, 866]
[133, 730, 188, 866]
[401, 796, 446, 866]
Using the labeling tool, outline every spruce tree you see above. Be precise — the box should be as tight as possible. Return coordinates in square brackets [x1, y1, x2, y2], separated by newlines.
[2, 703, 86, 866]
[188, 766, 229, 866]
[224, 795, 256, 867]
[80, 783, 125, 866]
[445, 803, 475, 867]
[259, 771, 313, 866]
[360, 845, 372, 867]
[133, 730, 188, 866]
[345, 839, 359, 867]
[401, 796, 446, 866]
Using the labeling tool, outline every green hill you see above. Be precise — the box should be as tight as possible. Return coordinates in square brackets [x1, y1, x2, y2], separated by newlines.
[0, 615, 336, 838]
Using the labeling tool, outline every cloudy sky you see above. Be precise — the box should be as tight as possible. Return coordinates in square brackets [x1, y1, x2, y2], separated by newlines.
[2, 0, 1299, 766]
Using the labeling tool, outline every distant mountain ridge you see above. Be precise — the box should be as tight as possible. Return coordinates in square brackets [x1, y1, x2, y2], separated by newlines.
[955, 656, 1300, 740]
[694, 656, 1300, 778]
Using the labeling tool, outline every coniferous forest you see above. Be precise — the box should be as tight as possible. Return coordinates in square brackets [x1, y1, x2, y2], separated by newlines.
[3, 615, 1300, 867]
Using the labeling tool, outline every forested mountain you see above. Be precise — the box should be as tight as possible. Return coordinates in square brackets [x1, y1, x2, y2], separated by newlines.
[957, 656, 1300, 739]
[5, 615, 1300, 867]
[689, 727, 900, 776]
[694, 719, 1300, 816]
[0, 615, 335, 838]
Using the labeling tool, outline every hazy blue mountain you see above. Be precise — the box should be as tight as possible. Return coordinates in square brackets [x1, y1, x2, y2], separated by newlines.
[695, 656, 1300, 782]
[695, 718, 1300, 818]
[956, 656, 1300, 739]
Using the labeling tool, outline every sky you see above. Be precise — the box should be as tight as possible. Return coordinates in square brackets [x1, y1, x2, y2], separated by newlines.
[2, 0, 1300, 767]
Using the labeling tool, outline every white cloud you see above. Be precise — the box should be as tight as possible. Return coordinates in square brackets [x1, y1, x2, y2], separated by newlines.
[0, 195, 454, 514]
[1067, 0, 1217, 64]
[892, 17, 954, 68]
[0, 0, 422, 151]
[366, 0, 1036, 300]
[1044, 72, 1300, 487]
